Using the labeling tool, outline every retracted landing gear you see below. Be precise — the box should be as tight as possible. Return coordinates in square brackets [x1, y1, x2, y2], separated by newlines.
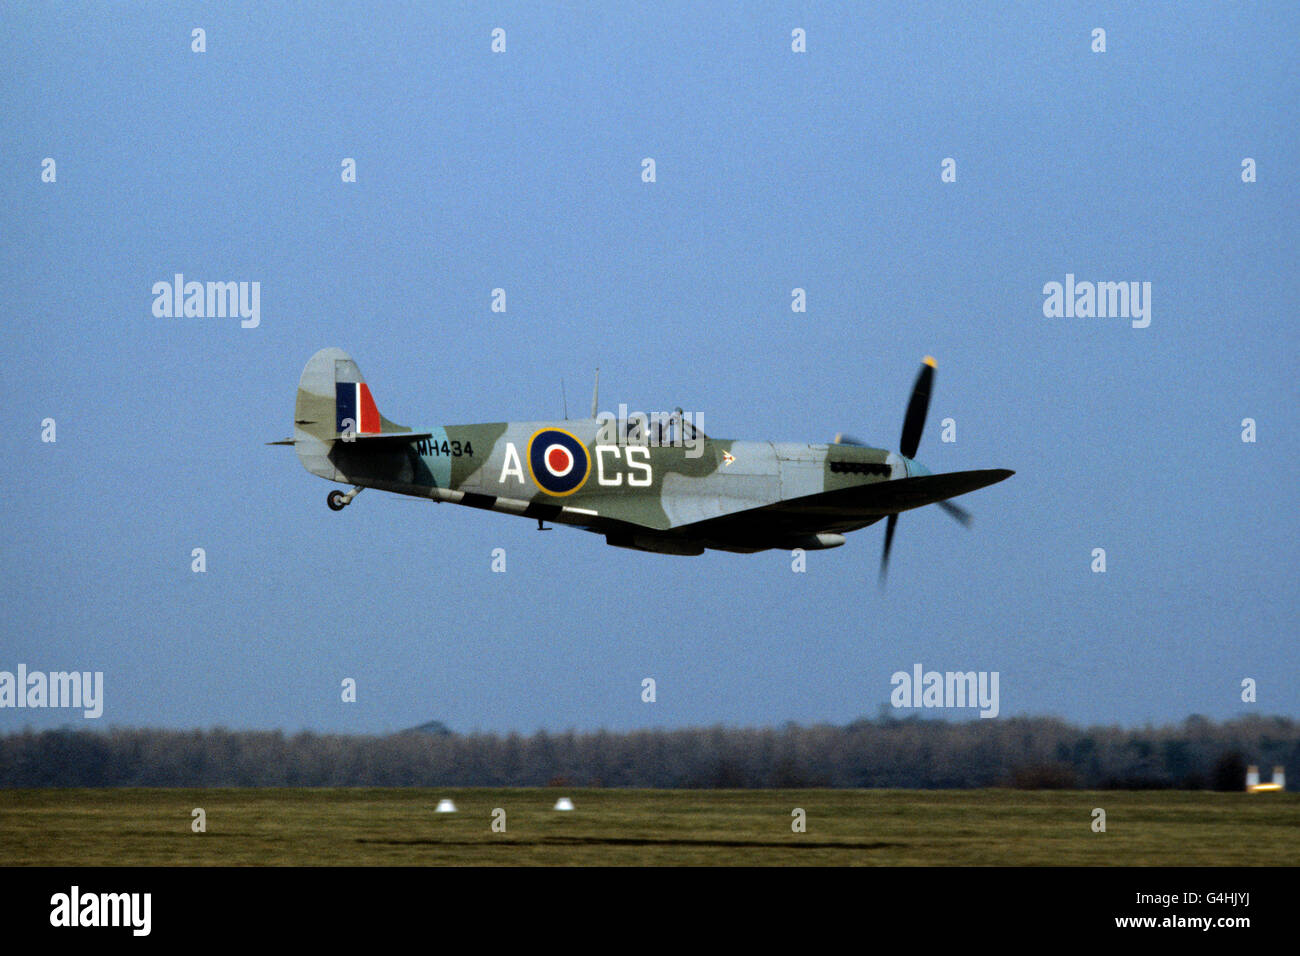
[327, 487, 364, 511]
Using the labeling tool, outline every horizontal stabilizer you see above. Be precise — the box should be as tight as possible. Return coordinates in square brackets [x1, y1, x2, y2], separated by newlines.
[342, 432, 432, 445]
[269, 432, 431, 448]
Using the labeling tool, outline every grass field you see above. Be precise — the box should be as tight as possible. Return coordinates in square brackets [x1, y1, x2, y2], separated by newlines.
[2, 788, 1296, 866]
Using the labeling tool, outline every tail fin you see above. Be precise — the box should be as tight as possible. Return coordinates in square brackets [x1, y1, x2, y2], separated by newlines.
[292, 348, 412, 480]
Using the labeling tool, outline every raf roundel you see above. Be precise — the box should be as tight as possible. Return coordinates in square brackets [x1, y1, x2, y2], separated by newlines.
[527, 428, 591, 496]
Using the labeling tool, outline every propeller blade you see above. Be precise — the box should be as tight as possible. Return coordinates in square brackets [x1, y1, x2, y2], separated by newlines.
[899, 356, 936, 460]
[834, 432, 868, 446]
[937, 499, 973, 527]
[879, 513, 899, 586]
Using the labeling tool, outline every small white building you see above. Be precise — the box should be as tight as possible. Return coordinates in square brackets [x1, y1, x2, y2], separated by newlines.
[1246, 765, 1285, 793]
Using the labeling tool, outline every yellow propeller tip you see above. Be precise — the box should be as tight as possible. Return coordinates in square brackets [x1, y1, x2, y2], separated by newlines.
[923, 355, 937, 368]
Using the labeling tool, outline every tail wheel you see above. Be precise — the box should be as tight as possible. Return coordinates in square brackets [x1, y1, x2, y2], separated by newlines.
[327, 490, 347, 511]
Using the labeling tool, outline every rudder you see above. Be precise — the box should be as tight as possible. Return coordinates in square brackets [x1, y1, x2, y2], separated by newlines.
[293, 348, 411, 480]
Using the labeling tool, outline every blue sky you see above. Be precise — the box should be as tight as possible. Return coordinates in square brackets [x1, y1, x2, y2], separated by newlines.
[2, 3, 1296, 733]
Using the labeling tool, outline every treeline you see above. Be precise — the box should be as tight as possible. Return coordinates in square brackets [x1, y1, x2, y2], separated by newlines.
[0, 714, 1295, 789]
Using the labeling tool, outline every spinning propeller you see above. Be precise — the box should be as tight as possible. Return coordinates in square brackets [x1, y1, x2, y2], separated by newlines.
[835, 356, 973, 585]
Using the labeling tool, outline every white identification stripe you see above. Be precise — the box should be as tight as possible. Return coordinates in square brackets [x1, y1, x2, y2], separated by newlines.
[342, 382, 359, 432]
[564, 507, 598, 515]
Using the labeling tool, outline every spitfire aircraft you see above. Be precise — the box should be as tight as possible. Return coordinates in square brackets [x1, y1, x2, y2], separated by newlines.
[273, 348, 1013, 580]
